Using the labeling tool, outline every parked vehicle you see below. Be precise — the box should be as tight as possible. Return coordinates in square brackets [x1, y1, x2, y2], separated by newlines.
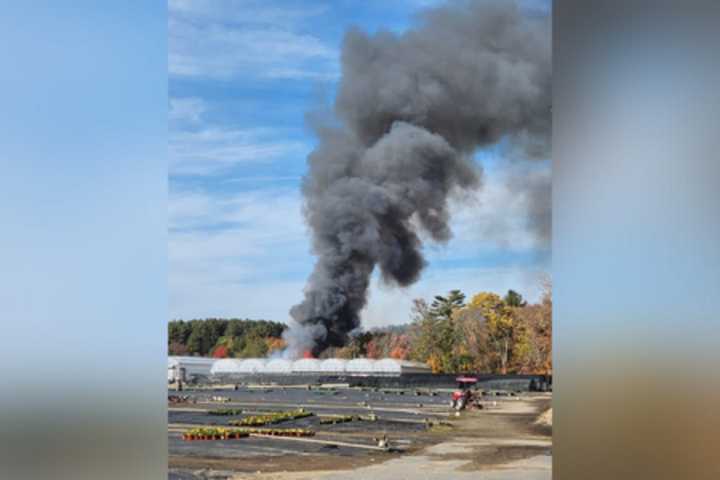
[450, 376, 479, 410]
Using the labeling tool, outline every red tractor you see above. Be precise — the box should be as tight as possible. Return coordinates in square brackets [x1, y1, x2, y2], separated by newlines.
[450, 376, 479, 411]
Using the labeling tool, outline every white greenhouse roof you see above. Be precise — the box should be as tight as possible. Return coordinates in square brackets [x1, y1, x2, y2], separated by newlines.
[262, 358, 293, 374]
[210, 359, 243, 375]
[319, 358, 348, 373]
[373, 358, 431, 373]
[345, 358, 376, 372]
[292, 358, 323, 373]
[169, 355, 430, 378]
[237, 358, 266, 373]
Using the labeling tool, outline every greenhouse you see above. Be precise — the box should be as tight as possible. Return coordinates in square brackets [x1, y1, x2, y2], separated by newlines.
[291, 358, 323, 374]
[345, 358, 376, 375]
[210, 358, 243, 376]
[373, 358, 432, 376]
[174, 355, 432, 379]
[237, 358, 266, 374]
[261, 358, 293, 375]
[319, 358, 348, 375]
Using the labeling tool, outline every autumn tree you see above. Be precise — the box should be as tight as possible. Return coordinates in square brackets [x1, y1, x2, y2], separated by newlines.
[168, 318, 286, 357]
[348, 331, 373, 358]
[211, 344, 229, 358]
[504, 289, 527, 307]
[431, 290, 466, 370]
[465, 292, 515, 374]
[429, 290, 466, 320]
[452, 305, 490, 372]
[409, 299, 441, 370]
[388, 333, 410, 360]
[512, 281, 552, 373]
[265, 337, 287, 356]
[236, 332, 268, 358]
[410, 291, 467, 373]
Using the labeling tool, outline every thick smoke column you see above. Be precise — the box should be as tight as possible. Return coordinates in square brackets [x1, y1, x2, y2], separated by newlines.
[286, 0, 550, 357]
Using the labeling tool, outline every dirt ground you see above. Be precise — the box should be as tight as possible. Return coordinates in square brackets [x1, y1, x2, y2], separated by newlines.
[169, 388, 551, 480]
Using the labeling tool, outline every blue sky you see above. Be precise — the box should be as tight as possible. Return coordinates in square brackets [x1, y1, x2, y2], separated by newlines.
[168, 0, 551, 327]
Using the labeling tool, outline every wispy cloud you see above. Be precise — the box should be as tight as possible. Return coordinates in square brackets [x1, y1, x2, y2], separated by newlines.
[222, 175, 301, 184]
[169, 187, 306, 234]
[169, 1, 338, 80]
[169, 188, 310, 272]
[168, 0, 328, 27]
[170, 126, 308, 176]
[169, 97, 206, 123]
[169, 187, 312, 320]
[169, 96, 309, 176]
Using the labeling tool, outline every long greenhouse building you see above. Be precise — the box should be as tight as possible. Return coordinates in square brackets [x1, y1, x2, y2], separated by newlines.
[169, 355, 551, 391]
[170, 356, 431, 381]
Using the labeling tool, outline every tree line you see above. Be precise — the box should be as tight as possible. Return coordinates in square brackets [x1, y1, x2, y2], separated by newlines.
[320, 280, 552, 374]
[409, 283, 551, 374]
[168, 318, 286, 358]
[168, 281, 552, 374]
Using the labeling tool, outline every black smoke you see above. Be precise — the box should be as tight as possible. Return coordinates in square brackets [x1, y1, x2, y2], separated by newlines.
[285, 0, 550, 357]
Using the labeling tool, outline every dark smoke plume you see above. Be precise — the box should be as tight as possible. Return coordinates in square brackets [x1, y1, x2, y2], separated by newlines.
[285, 0, 550, 357]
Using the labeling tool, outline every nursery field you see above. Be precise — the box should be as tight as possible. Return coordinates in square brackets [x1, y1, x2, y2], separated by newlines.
[168, 384, 551, 479]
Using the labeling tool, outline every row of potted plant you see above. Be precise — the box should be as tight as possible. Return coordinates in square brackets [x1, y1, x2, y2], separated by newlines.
[228, 408, 313, 426]
[233, 427, 315, 437]
[182, 427, 249, 441]
[319, 415, 357, 425]
[319, 413, 378, 425]
[182, 426, 316, 441]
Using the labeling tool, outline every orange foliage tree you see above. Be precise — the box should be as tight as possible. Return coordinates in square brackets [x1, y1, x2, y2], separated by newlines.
[265, 337, 287, 356]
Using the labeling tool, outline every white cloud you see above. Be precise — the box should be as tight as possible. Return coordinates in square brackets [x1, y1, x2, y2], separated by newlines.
[168, 95, 309, 176]
[169, 187, 313, 320]
[170, 276, 306, 322]
[169, 0, 328, 27]
[169, 2, 338, 80]
[169, 188, 308, 250]
[170, 126, 309, 176]
[169, 97, 206, 123]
